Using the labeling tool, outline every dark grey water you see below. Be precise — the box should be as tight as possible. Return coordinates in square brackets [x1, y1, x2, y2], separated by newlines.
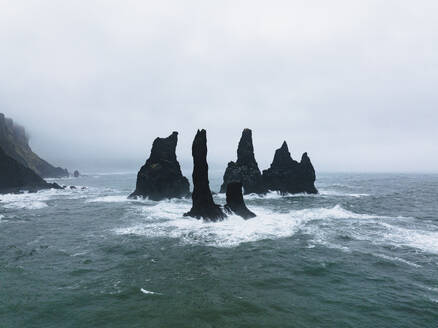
[1, 172, 437, 327]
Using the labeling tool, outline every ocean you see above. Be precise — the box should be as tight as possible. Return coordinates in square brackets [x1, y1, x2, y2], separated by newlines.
[1, 172, 437, 327]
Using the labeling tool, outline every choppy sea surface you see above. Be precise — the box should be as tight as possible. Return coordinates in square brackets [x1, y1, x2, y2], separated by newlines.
[1, 172, 437, 327]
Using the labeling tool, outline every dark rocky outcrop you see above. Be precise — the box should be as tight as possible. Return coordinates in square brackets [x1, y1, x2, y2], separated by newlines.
[184, 129, 226, 221]
[129, 132, 190, 201]
[224, 182, 256, 219]
[0, 113, 69, 178]
[262, 141, 318, 194]
[0, 146, 62, 194]
[73, 170, 80, 178]
[220, 129, 266, 194]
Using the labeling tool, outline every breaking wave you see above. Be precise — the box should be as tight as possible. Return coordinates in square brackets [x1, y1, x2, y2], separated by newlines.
[378, 222, 438, 255]
[216, 190, 369, 200]
[0, 192, 50, 210]
[319, 189, 370, 198]
[0, 187, 93, 210]
[114, 203, 388, 248]
[87, 195, 132, 203]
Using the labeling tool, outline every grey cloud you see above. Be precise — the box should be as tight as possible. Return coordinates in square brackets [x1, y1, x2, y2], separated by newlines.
[1, 0, 437, 173]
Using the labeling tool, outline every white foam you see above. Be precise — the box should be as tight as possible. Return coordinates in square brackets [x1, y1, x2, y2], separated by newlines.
[71, 251, 88, 257]
[4, 201, 48, 210]
[114, 203, 383, 248]
[140, 288, 161, 295]
[300, 206, 437, 256]
[115, 202, 300, 247]
[216, 190, 369, 200]
[87, 195, 131, 203]
[290, 204, 384, 220]
[0, 187, 95, 209]
[245, 191, 292, 199]
[0, 192, 50, 210]
[215, 191, 316, 201]
[372, 253, 421, 268]
[86, 195, 156, 204]
[319, 190, 370, 198]
[378, 223, 438, 255]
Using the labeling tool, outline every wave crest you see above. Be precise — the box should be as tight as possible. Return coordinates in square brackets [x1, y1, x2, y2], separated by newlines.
[114, 204, 383, 248]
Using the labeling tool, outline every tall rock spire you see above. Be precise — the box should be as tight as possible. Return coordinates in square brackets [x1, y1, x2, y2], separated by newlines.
[129, 131, 190, 201]
[220, 129, 266, 194]
[184, 129, 226, 221]
[271, 141, 295, 168]
[236, 128, 257, 167]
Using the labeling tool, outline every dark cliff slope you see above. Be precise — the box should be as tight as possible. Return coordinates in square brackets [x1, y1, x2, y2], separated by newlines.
[0, 146, 61, 193]
[0, 113, 69, 178]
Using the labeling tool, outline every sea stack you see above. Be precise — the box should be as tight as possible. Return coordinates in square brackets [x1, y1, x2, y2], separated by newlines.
[0, 113, 69, 178]
[262, 141, 318, 194]
[73, 170, 80, 178]
[0, 146, 62, 194]
[184, 129, 226, 221]
[129, 132, 190, 201]
[220, 129, 266, 194]
[224, 182, 256, 219]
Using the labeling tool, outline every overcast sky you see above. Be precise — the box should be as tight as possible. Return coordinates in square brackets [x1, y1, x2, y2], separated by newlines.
[1, 0, 437, 173]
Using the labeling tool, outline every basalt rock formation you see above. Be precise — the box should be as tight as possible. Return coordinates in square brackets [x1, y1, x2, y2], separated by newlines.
[220, 129, 266, 194]
[184, 129, 226, 221]
[0, 113, 69, 178]
[0, 146, 62, 194]
[262, 141, 318, 194]
[224, 182, 256, 219]
[129, 132, 190, 201]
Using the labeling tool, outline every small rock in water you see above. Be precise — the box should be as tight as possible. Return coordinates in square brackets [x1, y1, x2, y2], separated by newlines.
[224, 182, 256, 219]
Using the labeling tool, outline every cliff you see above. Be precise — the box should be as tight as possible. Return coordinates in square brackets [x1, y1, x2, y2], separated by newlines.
[0, 146, 62, 194]
[0, 113, 69, 178]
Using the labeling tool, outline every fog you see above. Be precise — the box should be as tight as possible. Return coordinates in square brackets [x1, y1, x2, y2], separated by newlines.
[1, 0, 437, 173]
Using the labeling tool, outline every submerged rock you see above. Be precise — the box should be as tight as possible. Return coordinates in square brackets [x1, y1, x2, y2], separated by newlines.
[262, 141, 318, 194]
[0, 113, 69, 178]
[220, 129, 266, 194]
[0, 146, 62, 194]
[129, 132, 190, 201]
[224, 182, 256, 219]
[184, 129, 226, 221]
